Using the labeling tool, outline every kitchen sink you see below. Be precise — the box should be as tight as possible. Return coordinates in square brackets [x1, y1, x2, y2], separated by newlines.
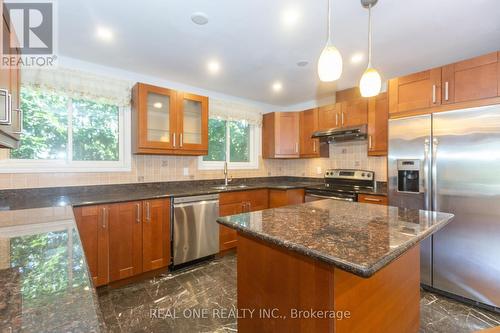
[211, 184, 249, 190]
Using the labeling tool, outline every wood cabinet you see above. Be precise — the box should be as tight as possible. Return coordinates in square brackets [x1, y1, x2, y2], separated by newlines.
[358, 194, 388, 205]
[74, 205, 109, 287]
[367, 92, 388, 156]
[74, 198, 170, 286]
[299, 108, 320, 157]
[262, 112, 300, 158]
[441, 52, 500, 104]
[336, 88, 368, 128]
[0, 9, 22, 149]
[132, 83, 208, 155]
[219, 189, 269, 251]
[269, 189, 305, 208]
[388, 68, 442, 114]
[318, 103, 340, 130]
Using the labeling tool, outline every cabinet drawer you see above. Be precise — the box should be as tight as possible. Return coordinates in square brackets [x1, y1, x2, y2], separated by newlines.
[358, 194, 388, 205]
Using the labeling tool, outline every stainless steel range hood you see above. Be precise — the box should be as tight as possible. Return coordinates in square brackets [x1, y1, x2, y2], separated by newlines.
[311, 125, 367, 143]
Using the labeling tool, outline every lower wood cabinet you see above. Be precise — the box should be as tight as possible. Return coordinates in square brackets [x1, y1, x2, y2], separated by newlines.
[74, 198, 170, 287]
[358, 194, 388, 205]
[269, 189, 305, 208]
[219, 189, 269, 252]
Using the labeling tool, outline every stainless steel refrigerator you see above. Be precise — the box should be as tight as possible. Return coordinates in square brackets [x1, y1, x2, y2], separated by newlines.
[388, 104, 500, 309]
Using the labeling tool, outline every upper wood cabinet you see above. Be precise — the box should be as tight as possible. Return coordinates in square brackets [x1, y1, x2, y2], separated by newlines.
[0, 11, 22, 149]
[132, 83, 208, 155]
[367, 92, 388, 156]
[74, 198, 170, 286]
[299, 108, 320, 157]
[262, 112, 300, 158]
[441, 52, 500, 104]
[388, 67, 442, 114]
[336, 88, 368, 128]
[318, 103, 340, 129]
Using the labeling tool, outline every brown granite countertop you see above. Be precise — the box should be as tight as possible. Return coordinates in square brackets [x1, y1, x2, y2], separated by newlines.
[217, 199, 453, 278]
[0, 206, 104, 332]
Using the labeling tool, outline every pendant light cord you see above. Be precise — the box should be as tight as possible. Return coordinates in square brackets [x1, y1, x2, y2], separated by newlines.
[367, 4, 372, 68]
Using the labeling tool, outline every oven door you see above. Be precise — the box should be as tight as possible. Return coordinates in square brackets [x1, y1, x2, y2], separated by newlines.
[305, 190, 356, 202]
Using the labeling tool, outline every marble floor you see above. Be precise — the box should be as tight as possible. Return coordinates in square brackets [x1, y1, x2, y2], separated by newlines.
[98, 253, 500, 333]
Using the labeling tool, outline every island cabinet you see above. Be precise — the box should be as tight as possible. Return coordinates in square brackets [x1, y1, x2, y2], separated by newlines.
[262, 112, 300, 158]
[358, 194, 388, 205]
[299, 108, 320, 158]
[367, 92, 388, 156]
[219, 189, 269, 252]
[269, 189, 305, 208]
[132, 82, 208, 156]
[0, 10, 22, 149]
[74, 198, 170, 287]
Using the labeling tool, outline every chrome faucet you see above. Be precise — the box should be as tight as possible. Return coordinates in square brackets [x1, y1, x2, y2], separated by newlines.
[223, 161, 232, 186]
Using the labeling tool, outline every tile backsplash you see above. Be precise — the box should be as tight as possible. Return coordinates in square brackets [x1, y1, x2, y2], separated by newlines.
[0, 141, 386, 189]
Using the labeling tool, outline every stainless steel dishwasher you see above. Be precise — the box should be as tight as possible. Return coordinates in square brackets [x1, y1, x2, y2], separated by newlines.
[173, 194, 219, 266]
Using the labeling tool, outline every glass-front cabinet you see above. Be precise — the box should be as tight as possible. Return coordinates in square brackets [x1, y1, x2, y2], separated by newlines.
[132, 83, 208, 155]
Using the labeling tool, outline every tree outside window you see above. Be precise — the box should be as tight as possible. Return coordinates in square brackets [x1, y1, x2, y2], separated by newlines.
[203, 118, 251, 163]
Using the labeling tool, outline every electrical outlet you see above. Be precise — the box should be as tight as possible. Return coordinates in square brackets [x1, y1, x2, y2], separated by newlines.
[183, 167, 189, 176]
[316, 166, 322, 175]
[137, 176, 145, 182]
[354, 160, 361, 167]
[161, 160, 168, 167]
[341, 148, 347, 154]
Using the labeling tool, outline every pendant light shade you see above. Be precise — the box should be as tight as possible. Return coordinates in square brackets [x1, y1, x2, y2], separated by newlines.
[359, 0, 381, 97]
[360, 67, 382, 97]
[318, 44, 343, 82]
[318, 0, 342, 82]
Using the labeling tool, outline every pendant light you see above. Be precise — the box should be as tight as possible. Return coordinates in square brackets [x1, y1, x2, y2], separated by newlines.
[317, 0, 343, 82]
[359, 0, 382, 97]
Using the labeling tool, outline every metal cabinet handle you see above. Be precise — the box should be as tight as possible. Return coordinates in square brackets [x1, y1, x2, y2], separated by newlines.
[364, 197, 382, 202]
[146, 201, 151, 222]
[180, 133, 183, 148]
[341, 111, 345, 126]
[172, 132, 176, 147]
[136, 203, 141, 224]
[295, 142, 299, 153]
[313, 141, 316, 152]
[368, 135, 373, 150]
[12, 109, 23, 134]
[102, 207, 107, 229]
[432, 85, 436, 104]
[335, 113, 339, 126]
[444, 81, 449, 101]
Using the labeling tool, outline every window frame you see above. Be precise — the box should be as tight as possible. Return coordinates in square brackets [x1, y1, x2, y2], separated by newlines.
[0, 96, 132, 173]
[198, 119, 260, 170]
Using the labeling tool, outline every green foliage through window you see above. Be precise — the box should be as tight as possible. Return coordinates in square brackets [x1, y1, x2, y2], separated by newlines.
[203, 119, 250, 163]
[11, 87, 120, 162]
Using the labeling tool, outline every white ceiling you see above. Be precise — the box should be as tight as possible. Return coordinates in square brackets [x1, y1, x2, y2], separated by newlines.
[58, 0, 500, 107]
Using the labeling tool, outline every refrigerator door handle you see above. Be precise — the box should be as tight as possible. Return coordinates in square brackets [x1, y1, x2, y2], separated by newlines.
[423, 138, 431, 210]
[431, 137, 439, 210]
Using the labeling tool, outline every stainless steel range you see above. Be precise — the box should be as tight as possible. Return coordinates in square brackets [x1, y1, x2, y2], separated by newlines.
[305, 169, 375, 202]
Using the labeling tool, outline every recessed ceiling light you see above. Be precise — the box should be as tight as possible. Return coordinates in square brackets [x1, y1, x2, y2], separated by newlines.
[207, 60, 220, 74]
[191, 12, 209, 25]
[281, 8, 301, 28]
[153, 102, 163, 109]
[297, 60, 309, 67]
[96, 26, 113, 41]
[350, 53, 364, 64]
[272, 81, 283, 92]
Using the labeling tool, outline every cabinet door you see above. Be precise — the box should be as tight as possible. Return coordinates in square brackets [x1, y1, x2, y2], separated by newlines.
[299, 108, 320, 157]
[343, 99, 368, 127]
[176, 92, 208, 152]
[136, 83, 177, 150]
[388, 68, 441, 114]
[74, 205, 109, 287]
[368, 92, 388, 156]
[318, 104, 339, 130]
[142, 198, 170, 272]
[245, 189, 269, 212]
[275, 112, 299, 157]
[219, 202, 244, 251]
[269, 189, 305, 208]
[442, 52, 499, 104]
[108, 201, 143, 282]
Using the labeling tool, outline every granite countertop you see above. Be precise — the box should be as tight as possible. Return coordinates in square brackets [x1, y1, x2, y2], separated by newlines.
[0, 177, 325, 211]
[0, 206, 104, 332]
[217, 199, 453, 278]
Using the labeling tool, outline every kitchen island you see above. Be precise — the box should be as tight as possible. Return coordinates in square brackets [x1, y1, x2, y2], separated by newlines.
[217, 199, 454, 333]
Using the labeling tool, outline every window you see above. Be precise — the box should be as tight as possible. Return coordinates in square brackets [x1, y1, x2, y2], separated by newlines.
[1, 86, 131, 172]
[199, 118, 259, 170]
